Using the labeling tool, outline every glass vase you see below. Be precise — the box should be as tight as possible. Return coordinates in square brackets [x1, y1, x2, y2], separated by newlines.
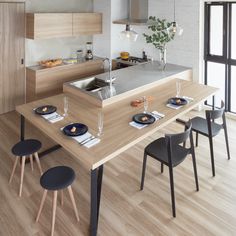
[159, 47, 167, 70]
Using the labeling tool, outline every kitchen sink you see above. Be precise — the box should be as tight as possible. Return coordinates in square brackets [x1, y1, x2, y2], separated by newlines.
[71, 77, 109, 92]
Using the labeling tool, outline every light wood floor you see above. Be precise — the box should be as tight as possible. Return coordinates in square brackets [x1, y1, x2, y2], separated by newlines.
[0, 110, 235, 236]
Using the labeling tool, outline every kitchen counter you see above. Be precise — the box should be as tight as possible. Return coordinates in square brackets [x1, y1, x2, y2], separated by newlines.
[63, 61, 192, 107]
[26, 57, 104, 102]
[27, 56, 103, 71]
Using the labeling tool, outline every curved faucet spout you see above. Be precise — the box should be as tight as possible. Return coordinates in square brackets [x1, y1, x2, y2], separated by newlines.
[103, 58, 113, 88]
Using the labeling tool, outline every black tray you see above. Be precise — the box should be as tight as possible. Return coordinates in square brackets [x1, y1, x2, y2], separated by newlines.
[133, 113, 155, 125]
[35, 105, 57, 115]
[63, 123, 88, 137]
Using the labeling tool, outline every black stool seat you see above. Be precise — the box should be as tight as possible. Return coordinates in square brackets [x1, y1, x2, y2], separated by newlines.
[11, 139, 42, 156]
[191, 116, 222, 137]
[40, 166, 75, 191]
[145, 137, 190, 167]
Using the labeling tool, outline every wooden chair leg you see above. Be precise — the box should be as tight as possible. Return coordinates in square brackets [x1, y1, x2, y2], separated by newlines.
[168, 166, 176, 217]
[61, 190, 64, 206]
[36, 190, 48, 222]
[9, 156, 19, 184]
[34, 152, 43, 175]
[68, 186, 79, 222]
[140, 153, 147, 191]
[208, 136, 215, 177]
[19, 156, 26, 197]
[51, 191, 58, 236]
[29, 155, 34, 172]
[161, 163, 164, 173]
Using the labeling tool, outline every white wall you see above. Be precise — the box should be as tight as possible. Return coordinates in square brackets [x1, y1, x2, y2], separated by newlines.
[93, 0, 130, 59]
[25, 0, 93, 66]
[110, 0, 130, 59]
[93, 0, 112, 58]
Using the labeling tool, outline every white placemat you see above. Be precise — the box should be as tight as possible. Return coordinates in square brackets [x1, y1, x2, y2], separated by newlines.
[42, 112, 64, 123]
[129, 111, 165, 129]
[61, 126, 100, 148]
[166, 96, 194, 110]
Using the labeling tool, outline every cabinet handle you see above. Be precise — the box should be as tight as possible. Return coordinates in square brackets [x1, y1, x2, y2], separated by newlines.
[21, 58, 24, 65]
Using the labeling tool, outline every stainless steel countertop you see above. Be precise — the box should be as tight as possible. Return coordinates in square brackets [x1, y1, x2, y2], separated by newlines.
[68, 61, 191, 101]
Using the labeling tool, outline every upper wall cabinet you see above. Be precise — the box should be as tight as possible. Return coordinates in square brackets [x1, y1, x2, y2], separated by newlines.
[26, 13, 73, 39]
[26, 13, 102, 39]
[73, 13, 102, 35]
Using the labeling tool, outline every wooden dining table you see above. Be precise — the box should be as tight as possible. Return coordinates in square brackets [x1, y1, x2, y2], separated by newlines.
[16, 79, 218, 236]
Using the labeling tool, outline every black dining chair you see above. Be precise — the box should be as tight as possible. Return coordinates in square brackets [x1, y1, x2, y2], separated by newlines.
[189, 101, 230, 177]
[140, 122, 199, 217]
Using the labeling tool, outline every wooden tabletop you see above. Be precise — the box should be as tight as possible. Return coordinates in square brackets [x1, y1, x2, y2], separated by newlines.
[16, 79, 218, 170]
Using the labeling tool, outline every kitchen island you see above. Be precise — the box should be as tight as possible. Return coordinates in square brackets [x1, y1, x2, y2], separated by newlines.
[63, 62, 192, 107]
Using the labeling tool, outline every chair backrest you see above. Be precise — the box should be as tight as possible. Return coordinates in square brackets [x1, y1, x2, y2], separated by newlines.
[165, 122, 193, 165]
[165, 122, 192, 146]
[206, 100, 225, 121]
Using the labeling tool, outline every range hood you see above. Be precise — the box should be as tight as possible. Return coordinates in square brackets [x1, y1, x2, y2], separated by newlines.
[113, 0, 149, 25]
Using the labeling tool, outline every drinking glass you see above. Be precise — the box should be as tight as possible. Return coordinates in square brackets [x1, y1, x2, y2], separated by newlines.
[143, 96, 148, 113]
[97, 111, 104, 137]
[176, 81, 181, 97]
[63, 96, 69, 117]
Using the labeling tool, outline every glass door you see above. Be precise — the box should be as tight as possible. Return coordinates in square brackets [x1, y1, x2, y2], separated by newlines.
[204, 2, 236, 113]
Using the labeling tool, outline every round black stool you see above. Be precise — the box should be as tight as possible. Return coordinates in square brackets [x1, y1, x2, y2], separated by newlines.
[36, 166, 79, 236]
[9, 139, 42, 197]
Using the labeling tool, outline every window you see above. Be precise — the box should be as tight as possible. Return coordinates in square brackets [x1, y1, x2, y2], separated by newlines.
[204, 2, 236, 113]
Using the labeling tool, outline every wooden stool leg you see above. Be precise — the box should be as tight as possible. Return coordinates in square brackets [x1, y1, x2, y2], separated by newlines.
[29, 155, 34, 172]
[9, 156, 19, 184]
[60, 190, 64, 206]
[51, 191, 58, 236]
[19, 156, 26, 197]
[34, 152, 43, 175]
[36, 190, 48, 222]
[67, 186, 79, 222]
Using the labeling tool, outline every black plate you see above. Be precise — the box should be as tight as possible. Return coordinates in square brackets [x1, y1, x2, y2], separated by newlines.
[35, 105, 57, 115]
[168, 97, 188, 106]
[133, 113, 155, 125]
[63, 123, 88, 137]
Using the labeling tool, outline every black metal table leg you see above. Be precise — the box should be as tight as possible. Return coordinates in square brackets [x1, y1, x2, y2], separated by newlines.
[20, 115, 25, 141]
[90, 165, 104, 236]
[212, 95, 215, 110]
[97, 165, 103, 220]
[38, 145, 62, 158]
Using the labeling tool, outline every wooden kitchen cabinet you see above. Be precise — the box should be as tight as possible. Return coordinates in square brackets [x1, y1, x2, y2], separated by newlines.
[72, 13, 102, 35]
[26, 13, 73, 39]
[26, 13, 102, 39]
[26, 59, 104, 102]
[0, 2, 25, 114]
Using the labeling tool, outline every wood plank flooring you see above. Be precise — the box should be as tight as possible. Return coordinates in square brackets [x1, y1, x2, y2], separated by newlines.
[0, 110, 235, 236]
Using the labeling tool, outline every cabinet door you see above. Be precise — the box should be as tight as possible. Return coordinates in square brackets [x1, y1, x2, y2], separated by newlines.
[0, 3, 25, 114]
[27, 13, 73, 39]
[73, 13, 102, 35]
